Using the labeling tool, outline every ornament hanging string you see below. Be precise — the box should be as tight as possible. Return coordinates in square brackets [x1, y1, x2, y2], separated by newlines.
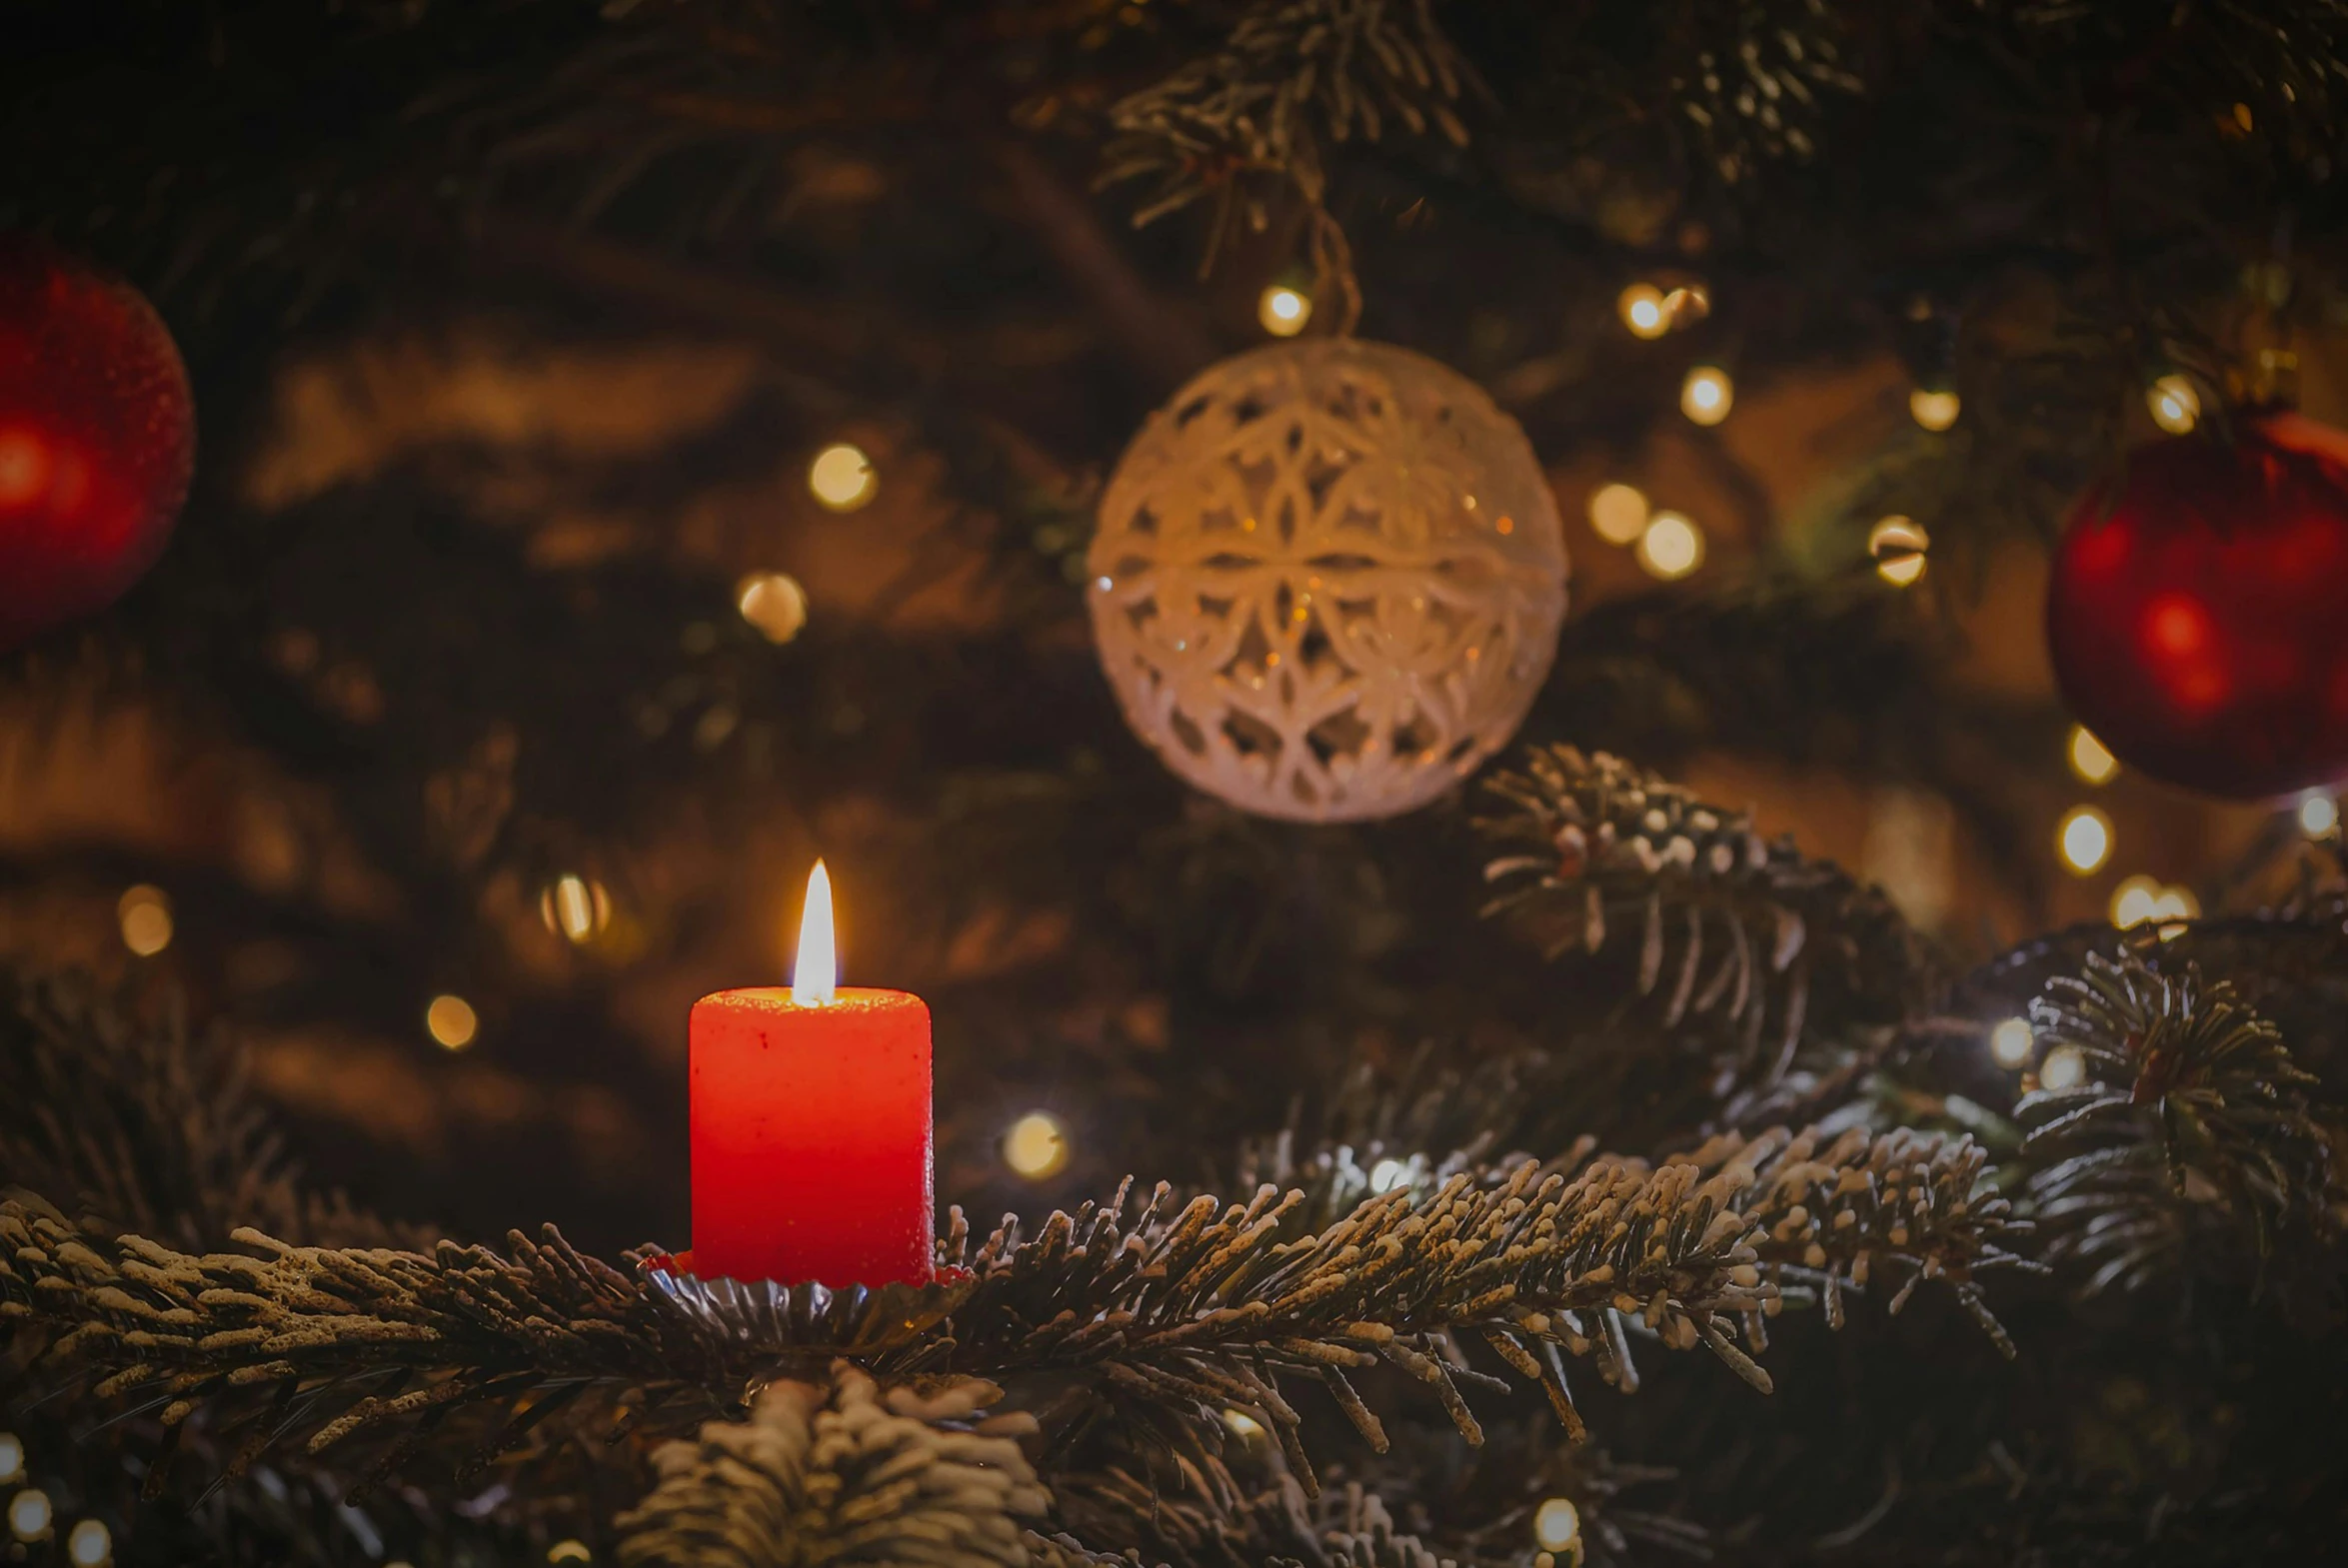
[1309, 205, 1363, 338]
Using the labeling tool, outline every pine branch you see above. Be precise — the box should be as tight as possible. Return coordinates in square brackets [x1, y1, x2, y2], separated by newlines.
[1988, 0, 2348, 155]
[1667, 0, 1864, 183]
[1055, 1468, 1509, 1568]
[2014, 950, 2340, 1303]
[0, 967, 403, 1251]
[2, 1120, 2028, 1507]
[1102, 0, 1474, 251]
[1477, 747, 1935, 1114]
[616, 1362, 1049, 1568]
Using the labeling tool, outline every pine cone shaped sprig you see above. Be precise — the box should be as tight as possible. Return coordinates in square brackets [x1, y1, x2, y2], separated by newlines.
[616, 1362, 1049, 1568]
[2018, 951, 2336, 1300]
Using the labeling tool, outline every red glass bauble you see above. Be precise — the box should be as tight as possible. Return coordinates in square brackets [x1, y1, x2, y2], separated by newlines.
[2047, 414, 2348, 800]
[0, 237, 194, 650]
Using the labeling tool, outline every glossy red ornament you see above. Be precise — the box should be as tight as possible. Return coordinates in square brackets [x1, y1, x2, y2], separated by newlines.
[2047, 414, 2348, 800]
[0, 237, 194, 649]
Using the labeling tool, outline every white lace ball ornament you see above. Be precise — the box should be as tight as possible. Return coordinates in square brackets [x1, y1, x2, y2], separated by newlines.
[1089, 339, 1568, 821]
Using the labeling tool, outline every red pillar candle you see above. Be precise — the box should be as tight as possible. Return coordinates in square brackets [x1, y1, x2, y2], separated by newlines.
[689, 862, 934, 1287]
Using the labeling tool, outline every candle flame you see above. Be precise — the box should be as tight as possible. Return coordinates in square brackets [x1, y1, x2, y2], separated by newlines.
[793, 860, 838, 1006]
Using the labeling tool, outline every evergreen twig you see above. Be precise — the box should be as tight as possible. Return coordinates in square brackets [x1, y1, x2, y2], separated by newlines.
[2016, 950, 2339, 1302]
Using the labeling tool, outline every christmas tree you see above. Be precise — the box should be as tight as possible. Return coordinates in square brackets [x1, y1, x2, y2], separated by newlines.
[4, 4, 2347, 1565]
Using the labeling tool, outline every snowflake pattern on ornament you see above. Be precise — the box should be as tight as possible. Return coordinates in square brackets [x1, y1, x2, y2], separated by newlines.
[1089, 339, 1568, 821]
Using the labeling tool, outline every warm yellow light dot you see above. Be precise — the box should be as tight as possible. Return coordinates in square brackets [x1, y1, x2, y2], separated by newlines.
[1003, 1111, 1070, 1180]
[1661, 283, 1710, 326]
[549, 1543, 593, 1565]
[1867, 515, 1929, 587]
[2109, 873, 2163, 929]
[0, 1435, 19, 1486]
[1587, 482, 1650, 545]
[1990, 1017, 2034, 1069]
[66, 1519, 110, 1567]
[808, 444, 877, 512]
[117, 884, 173, 957]
[1680, 366, 1733, 426]
[2149, 886, 2199, 923]
[2039, 1044, 2087, 1092]
[426, 994, 479, 1051]
[2067, 726, 2119, 785]
[1222, 1409, 1264, 1440]
[2056, 805, 2112, 874]
[8, 1490, 50, 1543]
[1257, 286, 1311, 337]
[1533, 1497, 1582, 1552]
[1908, 388, 1961, 432]
[2147, 375, 2200, 435]
[2298, 792, 2338, 837]
[1617, 283, 1668, 339]
[1636, 512, 1704, 580]
[540, 875, 611, 945]
[736, 572, 809, 645]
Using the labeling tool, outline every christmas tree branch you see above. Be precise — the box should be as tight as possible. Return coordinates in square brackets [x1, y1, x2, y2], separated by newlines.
[616, 1362, 1050, 1568]
[0, 969, 405, 1252]
[4, 1119, 2028, 1506]
[1477, 746, 1936, 1109]
[2012, 950, 2340, 1304]
[1102, 0, 1473, 290]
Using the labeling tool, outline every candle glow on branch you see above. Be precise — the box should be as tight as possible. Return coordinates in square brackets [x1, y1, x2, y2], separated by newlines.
[793, 860, 838, 1006]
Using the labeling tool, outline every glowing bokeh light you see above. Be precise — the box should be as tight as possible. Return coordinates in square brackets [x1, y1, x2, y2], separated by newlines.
[2147, 375, 2201, 435]
[2056, 806, 2112, 874]
[1636, 512, 1705, 580]
[737, 572, 810, 644]
[1586, 483, 1650, 545]
[1003, 1111, 1072, 1179]
[2039, 1044, 2087, 1092]
[1908, 388, 1961, 432]
[2067, 726, 2118, 785]
[1533, 1498, 1583, 1552]
[117, 884, 173, 957]
[1257, 286, 1312, 337]
[426, 994, 479, 1051]
[1680, 366, 1733, 426]
[1617, 284, 1667, 339]
[808, 444, 878, 512]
